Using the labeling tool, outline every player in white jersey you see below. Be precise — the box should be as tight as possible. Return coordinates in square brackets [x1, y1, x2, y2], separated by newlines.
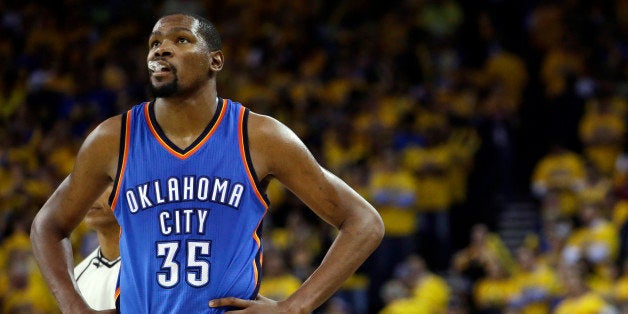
[74, 185, 120, 310]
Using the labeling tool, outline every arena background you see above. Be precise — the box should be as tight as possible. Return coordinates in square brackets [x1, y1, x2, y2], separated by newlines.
[0, 0, 627, 313]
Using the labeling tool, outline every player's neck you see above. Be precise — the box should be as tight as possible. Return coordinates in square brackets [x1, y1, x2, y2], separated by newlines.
[153, 88, 220, 149]
[154, 85, 219, 125]
[97, 228, 120, 261]
[155, 81, 218, 111]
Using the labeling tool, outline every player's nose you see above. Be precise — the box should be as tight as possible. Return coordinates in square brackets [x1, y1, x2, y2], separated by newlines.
[154, 41, 174, 58]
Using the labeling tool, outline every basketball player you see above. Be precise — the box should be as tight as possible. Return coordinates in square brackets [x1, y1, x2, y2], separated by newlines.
[74, 185, 120, 310]
[30, 13, 384, 313]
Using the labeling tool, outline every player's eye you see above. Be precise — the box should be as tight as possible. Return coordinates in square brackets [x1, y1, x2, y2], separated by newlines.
[150, 40, 160, 48]
[177, 37, 190, 44]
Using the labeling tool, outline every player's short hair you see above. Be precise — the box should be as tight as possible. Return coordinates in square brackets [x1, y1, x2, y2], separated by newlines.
[189, 14, 222, 51]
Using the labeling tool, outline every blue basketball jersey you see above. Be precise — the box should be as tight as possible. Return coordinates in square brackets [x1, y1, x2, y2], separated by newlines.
[110, 98, 269, 313]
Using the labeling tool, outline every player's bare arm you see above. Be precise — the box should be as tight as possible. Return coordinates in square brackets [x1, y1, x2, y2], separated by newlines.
[210, 112, 384, 313]
[30, 115, 122, 314]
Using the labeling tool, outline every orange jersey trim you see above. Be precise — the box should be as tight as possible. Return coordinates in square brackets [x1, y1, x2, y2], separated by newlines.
[237, 107, 269, 210]
[144, 99, 228, 160]
[252, 259, 259, 287]
[111, 109, 133, 211]
[238, 106, 268, 289]
[252, 217, 265, 289]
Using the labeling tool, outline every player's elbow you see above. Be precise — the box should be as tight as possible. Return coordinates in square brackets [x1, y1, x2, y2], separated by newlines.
[30, 208, 63, 246]
[30, 212, 44, 248]
[362, 208, 385, 248]
[372, 211, 385, 244]
[30, 211, 49, 244]
[339, 205, 384, 252]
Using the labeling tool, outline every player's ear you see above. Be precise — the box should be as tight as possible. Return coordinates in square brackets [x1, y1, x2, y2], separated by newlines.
[209, 50, 223, 72]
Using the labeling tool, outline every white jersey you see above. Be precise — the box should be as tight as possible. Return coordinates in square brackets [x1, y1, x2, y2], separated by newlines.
[73, 247, 121, 310]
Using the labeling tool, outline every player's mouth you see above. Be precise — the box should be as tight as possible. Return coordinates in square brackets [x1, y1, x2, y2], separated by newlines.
[148, 60, 174, 76]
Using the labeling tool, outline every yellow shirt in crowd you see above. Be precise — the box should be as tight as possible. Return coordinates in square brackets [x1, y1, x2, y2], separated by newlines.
[510, 265, 560, 314]
[369, 168, 419, 236]
[258, 274, 302, 301]
[579, 109, 626, 175]
[566, 219, 619, 263]
[473, 277, 517, 310]
[404, 145, 453, 211]
[380, 273, 450, 314]
[532, 150, 586, 217]
[554, 292, 614, 314]
[411, 274, 451, 311]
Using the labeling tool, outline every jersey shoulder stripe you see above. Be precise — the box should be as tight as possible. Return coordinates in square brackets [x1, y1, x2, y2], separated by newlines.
[237, 106, 268, 296]
[110, 107, 134, 210]
[237, 107, 270, 208]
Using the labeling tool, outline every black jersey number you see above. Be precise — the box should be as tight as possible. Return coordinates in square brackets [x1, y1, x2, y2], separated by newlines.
[156, 240, 212, 288]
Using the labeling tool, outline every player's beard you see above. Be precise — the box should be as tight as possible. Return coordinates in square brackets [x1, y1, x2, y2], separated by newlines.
[149, 74, 179, 98]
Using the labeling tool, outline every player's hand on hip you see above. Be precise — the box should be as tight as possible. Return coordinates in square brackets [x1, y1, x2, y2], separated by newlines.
[209, 295, 296, 313]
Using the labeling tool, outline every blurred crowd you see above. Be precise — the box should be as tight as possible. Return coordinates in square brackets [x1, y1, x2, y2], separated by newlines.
[0, 0, 627, 313]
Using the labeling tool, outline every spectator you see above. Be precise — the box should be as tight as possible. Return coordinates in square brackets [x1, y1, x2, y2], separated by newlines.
[531, 142, 586, 220]
[366, 148, 419, 311]
[554, 262, 618, 314]
[472, 257, 515, 314]
[508, 246, 560, 314]
[258, 248, 302, 302]
[404, 121, 455, 272]
[562, 200, 619, 268]
[579, 87, 626, 176]
[453, 223, 514, 284]
[380, 255, 450, 314]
